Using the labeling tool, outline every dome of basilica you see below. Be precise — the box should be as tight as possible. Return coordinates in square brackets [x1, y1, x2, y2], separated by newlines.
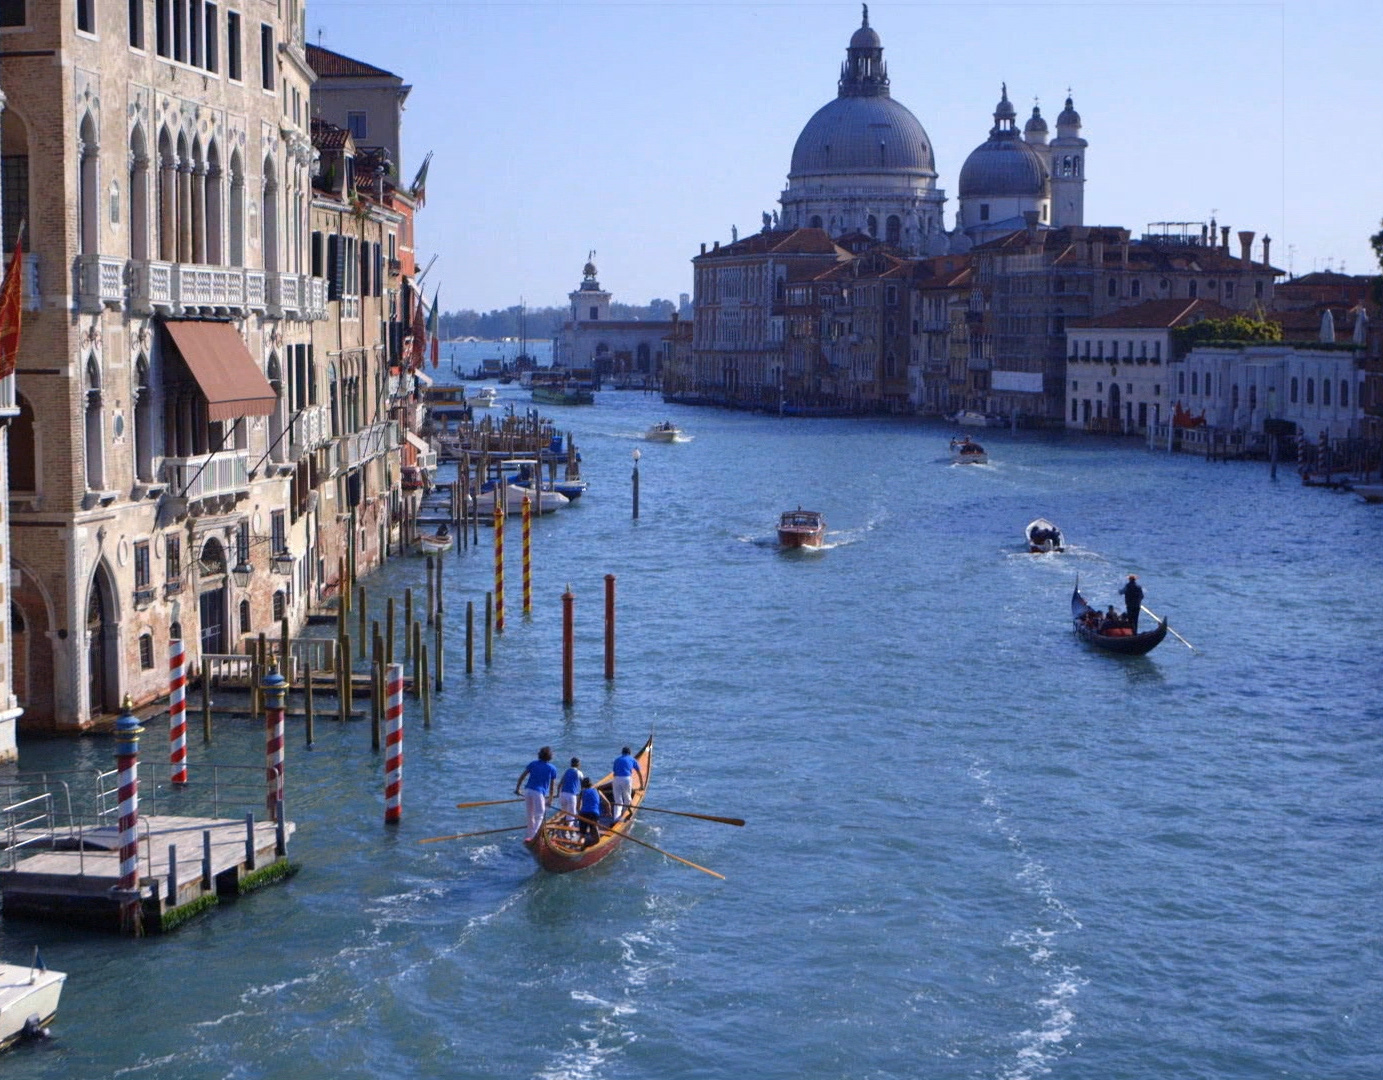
[789, 95, 936, 178]
[958, 86, 1049, 198]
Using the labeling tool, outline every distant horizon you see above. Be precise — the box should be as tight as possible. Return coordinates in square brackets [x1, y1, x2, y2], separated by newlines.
[309, 0, 1376, 310]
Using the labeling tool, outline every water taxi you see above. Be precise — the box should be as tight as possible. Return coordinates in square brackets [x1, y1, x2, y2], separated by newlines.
[950, 435, 988, 464]
[0, 953, 64, 1050]
[645, 421, 682, 442]
[777, 508, 826, 549]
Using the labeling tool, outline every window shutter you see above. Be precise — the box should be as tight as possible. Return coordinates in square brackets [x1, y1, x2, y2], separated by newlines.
[327, 234, 343, 300]
[359, 238, 371, 298]
[373, 243, 383, 297]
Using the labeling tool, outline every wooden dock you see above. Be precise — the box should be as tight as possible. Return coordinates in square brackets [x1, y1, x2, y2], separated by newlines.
[0, 814, 294, 934]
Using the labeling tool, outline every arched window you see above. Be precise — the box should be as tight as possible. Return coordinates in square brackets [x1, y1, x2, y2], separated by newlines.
[205, 140, 223, 264]
[261, 154, 279, 273]
[175, 132, 192, 262]
[1107, 278, 1117, 297]
[228, 150, 245, 266]
[1340, 379, 1349, 407]
[129, 125, 150, 261]
[809, 215, 822, 230]
[1290, 376, 1299, 403]
[327, 361, 340, 436]
[8, 393, 37, 491]
[1191, 371, 1198, 395]
[84, 357, 104, 490]
[157, 127, 177, 261]
[1188, 280, 1198, 298]
[1061, 156, 1072, 176]
[1073, 156, 1081, 177]
[885, 215, 901, 246]
[1306, 378, 1314, 404]
[272, 590, 286, 621]
[78, 113, 99, 255]
[1, 107, 31, 252]
[133, 355, 155, 482]
[1322, 379, 1331, 406]
[190, 137, 206, 263]
[866, 215, 878, 238]
[239, 599, 251, 635]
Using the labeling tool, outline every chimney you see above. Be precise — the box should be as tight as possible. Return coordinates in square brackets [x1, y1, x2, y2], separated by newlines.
[700, 242, 706, 256]
[1237, 230, 1255, 264]
[1261, 235, 1272, 268]
[713, 240, 720, 251]
[1220, 226, 1230, 252]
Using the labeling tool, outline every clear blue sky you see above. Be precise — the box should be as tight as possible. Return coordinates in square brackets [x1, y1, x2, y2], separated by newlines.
[308, 0, 1380, 314]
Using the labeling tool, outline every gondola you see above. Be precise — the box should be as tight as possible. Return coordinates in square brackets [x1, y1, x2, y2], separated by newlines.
[1071, 584, 1168, 655]
[526, 735, 653, 873]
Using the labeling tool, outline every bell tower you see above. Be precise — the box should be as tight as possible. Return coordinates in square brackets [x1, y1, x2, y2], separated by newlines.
[1050, 94, 1087, 228]
[569, 253, 611, 324]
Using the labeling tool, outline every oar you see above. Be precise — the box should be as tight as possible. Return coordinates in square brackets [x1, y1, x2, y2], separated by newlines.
[575, 813, 725, 880]
[637, 805, 745, 827]
[419, 825, 526, 845]
[455, 797, 526, 810]
[1142, 604, 1197, 652]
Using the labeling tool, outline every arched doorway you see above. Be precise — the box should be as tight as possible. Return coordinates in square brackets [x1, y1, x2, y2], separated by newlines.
[86, 563, 119, 715]
[1108, 383, 1122, 429]
[198, 537, 228, 655]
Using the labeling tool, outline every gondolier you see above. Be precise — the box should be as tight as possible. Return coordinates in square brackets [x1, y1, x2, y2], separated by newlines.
[611, 746, 644, 822]
[515, 747, 558, 841]
[558, 757, 584, 821]
[1119, 574, 1145, 632]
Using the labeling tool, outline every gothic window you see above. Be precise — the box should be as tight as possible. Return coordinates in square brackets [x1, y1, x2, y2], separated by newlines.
[1323, 379, 1331, 406]
[205, 139, 224, 264]
[261, 154, 278, 272]
[1073, 156, 1081, 177]
[1290, 377, 1298, 403]
[78, 114, 99, 255]
[239, 599, 251, 634]
[133, 356, 155, 482]
[1306, 378, 1314, 405]
[129, 126, 150, 260]
[84, 357, 105, 490]
[1191, 371, 1198, 395]
[1341, 379, 1349, 407]
[9, 393, 36, 491]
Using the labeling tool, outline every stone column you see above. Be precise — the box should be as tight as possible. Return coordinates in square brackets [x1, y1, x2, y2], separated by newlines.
[191, 164, 207, 265]
[160, 156, 178, 261]
[178, 162, 193, 264]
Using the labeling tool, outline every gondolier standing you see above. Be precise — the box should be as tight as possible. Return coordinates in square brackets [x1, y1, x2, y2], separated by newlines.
[611, 746, 644, 822]
[1119, 575, 1145, 633]
[515, 747, 558, 841]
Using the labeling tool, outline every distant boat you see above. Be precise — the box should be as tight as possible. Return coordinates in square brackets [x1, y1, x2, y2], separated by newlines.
[645, 421, 682, 442]
[951, 410, 997, 428]
[0, 953, 65, 1050]
[777, 508, 825, 549]
[1071, 583, 1168, 656]
[532, 382, 594, 406]
[469, 387, 499, 408]
[1352, 483, 1383, 504]
[417, 527, 453, 555]
[1025, 518, 1064, 552]
[950, 435, 988, 464]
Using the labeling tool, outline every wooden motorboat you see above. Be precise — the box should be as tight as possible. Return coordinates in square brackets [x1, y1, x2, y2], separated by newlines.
[417, 527, 453, 555]
[950, 435, 988, 464]
[645, 421, 682, 443]
[777, 508, 825, 549]
[1071, 584, 1168, 656]
[526, 736, 653, 873]
[0, 954, 65, 1050]
[1026, 518, 1064, 552]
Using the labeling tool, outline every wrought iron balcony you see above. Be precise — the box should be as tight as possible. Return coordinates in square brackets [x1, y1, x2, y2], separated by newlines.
[75, 254, 127, 313]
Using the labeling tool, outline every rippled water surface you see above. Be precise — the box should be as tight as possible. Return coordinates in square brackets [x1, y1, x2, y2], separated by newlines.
[5, 389, 1381, 1079]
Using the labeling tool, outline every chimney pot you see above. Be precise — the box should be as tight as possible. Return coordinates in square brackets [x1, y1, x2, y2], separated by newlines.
[1261, 235, 1272, 269]
[1220, 226, 1230, 252]
[713, 240, 720, 251]
[1237, 230, 1255, 264]
[700, 242, 706, 255]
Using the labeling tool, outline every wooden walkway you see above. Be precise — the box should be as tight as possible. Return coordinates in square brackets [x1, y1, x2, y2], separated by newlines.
[0, 814, 294, 933]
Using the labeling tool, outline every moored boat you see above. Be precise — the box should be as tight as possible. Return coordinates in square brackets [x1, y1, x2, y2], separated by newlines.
[950, 435, 988, 464]
[527, 736, 653, 873]
[777, 508, 825, 549]
[469, 386, 499, 408]
[1071, 584, 1168, 655]
[645, 421, 682, 442]
[0, 954, 65, 1050]
[416, 527, 453, 555]
[951, 410, 997, 428]
[1352, 483, 1383, 504]
[1026, 518, 1064, 552]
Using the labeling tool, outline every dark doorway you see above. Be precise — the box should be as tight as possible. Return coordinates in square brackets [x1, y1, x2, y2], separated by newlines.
[86, 564, 119, 714]
[199, 587, 227, 655]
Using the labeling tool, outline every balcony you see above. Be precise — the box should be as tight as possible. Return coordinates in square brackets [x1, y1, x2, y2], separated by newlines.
[161, 450, 251, 511]
[267, 272, 303, 318]
[337, 420, 399, 471]
[75, 254, 127, 313]
[289, 404, 331, 458]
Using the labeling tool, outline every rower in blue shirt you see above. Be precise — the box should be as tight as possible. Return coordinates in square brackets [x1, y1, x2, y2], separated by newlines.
[610, 746, 644, 822]
[557, 757, 584, 822]
[514, 746, 558, 841]
[577, 776, 611, 848]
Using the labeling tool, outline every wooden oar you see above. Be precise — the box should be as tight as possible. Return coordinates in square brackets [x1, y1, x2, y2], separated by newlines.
[637, 805, 745, 827]
[455, 797, 526, 810]
[575, 813, 725, 880]
[1142, 604, 1197, 652]
[419, 825, 526, 845]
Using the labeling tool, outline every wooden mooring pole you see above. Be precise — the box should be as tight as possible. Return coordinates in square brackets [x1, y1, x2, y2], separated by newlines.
[604, 574, 616, 681]
[562, 585, 575, 706]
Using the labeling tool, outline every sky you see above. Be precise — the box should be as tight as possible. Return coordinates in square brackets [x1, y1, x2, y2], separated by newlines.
[307, 0, 1383, 314]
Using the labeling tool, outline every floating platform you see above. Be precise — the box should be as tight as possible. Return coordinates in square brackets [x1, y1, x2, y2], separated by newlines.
[0, 814, 294, 935]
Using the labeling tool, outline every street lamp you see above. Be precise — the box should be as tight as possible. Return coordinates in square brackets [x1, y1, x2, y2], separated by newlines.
[631, 449, 640, 520]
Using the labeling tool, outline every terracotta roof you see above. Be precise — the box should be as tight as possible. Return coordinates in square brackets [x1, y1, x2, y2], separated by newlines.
[311, 117, 351, 150]
[306, 43, 398, 79]
[1068, 298, 1236, 330]
[695, 228, 846, 260]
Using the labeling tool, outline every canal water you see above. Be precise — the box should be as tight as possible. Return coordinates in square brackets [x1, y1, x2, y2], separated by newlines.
[4, 387, 1380, 1079]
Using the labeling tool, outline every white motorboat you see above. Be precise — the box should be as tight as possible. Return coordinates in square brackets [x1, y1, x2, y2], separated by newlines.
[951, 410, 996, 428]
[950, 435, 988, 464]
[469, 387, 499, 408]
[645, 421, 683, 442]
[1025, 518, 1064, 552]
[0, 954, 65, 1050]
[470, 486, 569, 518]
[416, 527, 454, 555]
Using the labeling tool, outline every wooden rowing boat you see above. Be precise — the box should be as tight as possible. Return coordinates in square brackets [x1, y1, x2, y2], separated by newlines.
[526, 735, 653, 873]
[1071, 584, 1168, 656]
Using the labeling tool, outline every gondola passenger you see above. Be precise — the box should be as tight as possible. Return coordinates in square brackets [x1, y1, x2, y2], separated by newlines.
[577, 777, 611, 849]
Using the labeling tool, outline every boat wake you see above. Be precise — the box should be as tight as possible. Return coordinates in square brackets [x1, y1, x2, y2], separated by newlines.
[967, 762, 1085, 1080]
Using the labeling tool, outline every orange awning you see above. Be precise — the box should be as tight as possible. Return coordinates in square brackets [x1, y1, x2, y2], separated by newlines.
[162, 320, 278, 422]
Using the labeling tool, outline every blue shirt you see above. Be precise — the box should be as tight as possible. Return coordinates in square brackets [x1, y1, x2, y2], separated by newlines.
[523, 759, 557, 793]
[612, 753, 641, 779]
[579, 787, 604, 818]
[559, 767, 583, 795]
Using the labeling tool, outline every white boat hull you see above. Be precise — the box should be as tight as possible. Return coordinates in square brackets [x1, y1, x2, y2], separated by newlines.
[953, 411, 994, 428]
[0, 965, 65, 1049]
[470, 488, 569, 516]
[645, 426, 681, 442]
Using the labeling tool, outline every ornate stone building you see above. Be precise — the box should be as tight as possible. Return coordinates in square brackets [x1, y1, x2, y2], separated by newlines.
[552, 258, 675, 384]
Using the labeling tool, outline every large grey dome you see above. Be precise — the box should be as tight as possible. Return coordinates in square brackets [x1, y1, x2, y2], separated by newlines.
[790, 95, 936, 177]
[958, 136, 1047, 197]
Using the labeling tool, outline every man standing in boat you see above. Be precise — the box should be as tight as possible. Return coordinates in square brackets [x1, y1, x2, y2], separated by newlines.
[1120, 575, 1145, 632]
[610, 746, 644, 822]
[558, 757, 584, 823]
[515, 746, 558, 841]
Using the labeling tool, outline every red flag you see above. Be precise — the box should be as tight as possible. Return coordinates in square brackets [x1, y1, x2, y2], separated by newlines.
[410, 293, 427, 371]
[0, 224, 25, 381]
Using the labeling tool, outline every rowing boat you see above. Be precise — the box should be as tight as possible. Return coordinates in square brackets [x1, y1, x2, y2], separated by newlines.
[1071, 584, 1168, 656]
[526, 735, 653, 873]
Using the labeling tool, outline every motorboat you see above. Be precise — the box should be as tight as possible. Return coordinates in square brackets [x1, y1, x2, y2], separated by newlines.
[1352, 483, 1383, 504]
[0, 953, 65, 1050]
[777, 508, 825, 549]
[469, 387, 499, 408]
[470, 485, 569, 518]
[416, 526, 454, 555]
[1025, 518, 1064, 552]
[951, 410, 996, 428]
[950, 435, 988, 464]
[485, 460, 586, 504]
[645, 421, 683, 442]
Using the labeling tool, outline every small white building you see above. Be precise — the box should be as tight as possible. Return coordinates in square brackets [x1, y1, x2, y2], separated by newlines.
[551, 258, 675, 383]
[1065, 299, 1231, 432]
[1173, 343, 1364, 441]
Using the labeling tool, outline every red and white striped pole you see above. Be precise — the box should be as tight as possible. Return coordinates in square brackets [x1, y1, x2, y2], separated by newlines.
[168, 638, 188, 784]
[384, 662, 404, 824]
[262, 662, 287, 822]
[115, 696, 143, 897]
[522, 495, 532, 615]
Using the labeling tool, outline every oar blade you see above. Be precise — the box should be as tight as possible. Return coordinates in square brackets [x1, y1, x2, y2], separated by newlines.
[455, 797, 526, 810]
[639, 805, 745, 827]
[420, 825, 527, 844]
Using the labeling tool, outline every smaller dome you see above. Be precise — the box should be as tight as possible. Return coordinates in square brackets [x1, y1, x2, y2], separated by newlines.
[994, 83, 1016, 122]
[583, 260, 597, 278]
[958, 136, 1048, 198]
[1057, 96, 1081, 129]
[1024, 106, 1047, 135]
[850, 24, 882, 48]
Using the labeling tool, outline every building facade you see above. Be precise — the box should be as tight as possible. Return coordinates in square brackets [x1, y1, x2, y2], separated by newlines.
[551, 258, 674, 384]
